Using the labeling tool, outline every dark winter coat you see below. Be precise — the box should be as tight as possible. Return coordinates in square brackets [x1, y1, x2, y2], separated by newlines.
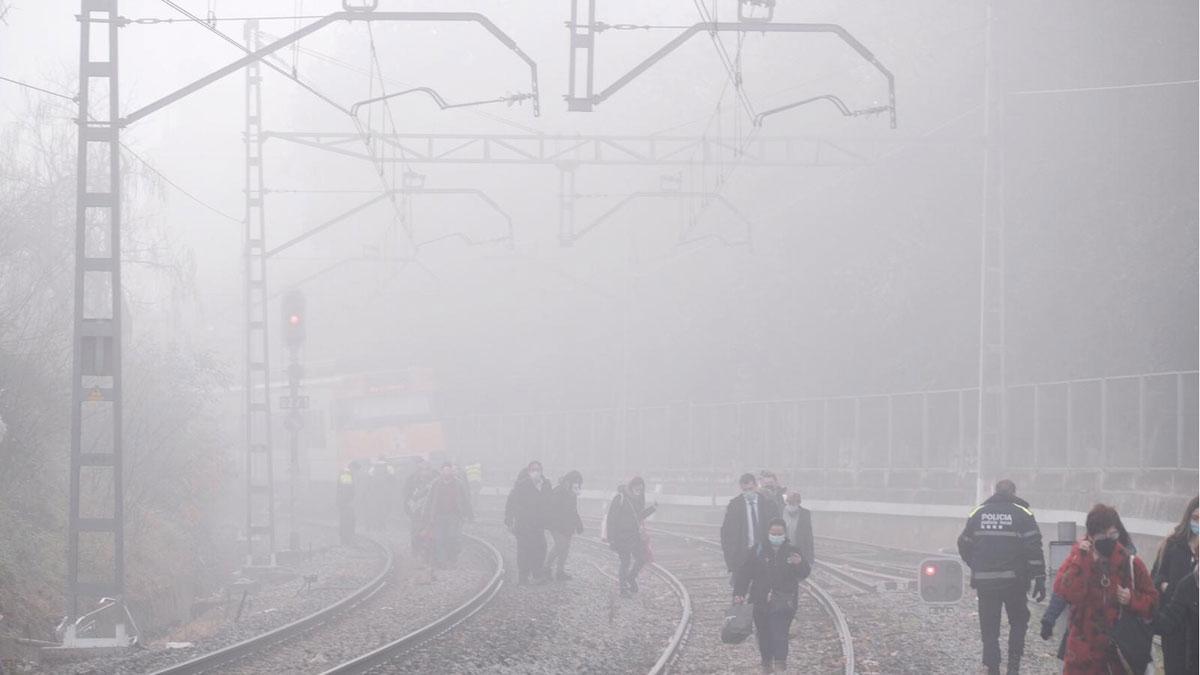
[784, 505, 815, 565]
[505, 474, 552, 534]
[1053, 541, 1158, 674]
[1152, 537, 1198, 610]
[605, 486, 654, 553]
[732, 541, 811, 612]
[402, 467, 435, 516]
[547, 483, 584, 536]
[720, 491, 780, 573]
[427, 475, 472, 521]
[957, 492, 1045, 590]
[1153, 570, 1198, 675]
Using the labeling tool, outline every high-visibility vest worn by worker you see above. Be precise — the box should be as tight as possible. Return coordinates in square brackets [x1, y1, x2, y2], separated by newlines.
[957, 492, 1046, 589]
[337, 470, 354, 507]
[465, 463, 482, 484]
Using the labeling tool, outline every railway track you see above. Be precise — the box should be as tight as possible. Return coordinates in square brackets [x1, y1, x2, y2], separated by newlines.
[150, 533, 501, 675]
[647, 525, 856, 675]
[647, 518, 928, 593]
[320, 535, 503, 674]
[572, 534, 692, 675]
[349, 521, 683, 673]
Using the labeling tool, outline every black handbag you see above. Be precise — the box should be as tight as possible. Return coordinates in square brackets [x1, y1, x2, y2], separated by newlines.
[721, 602, 755, 644]
[1110, 556, 1154, 675]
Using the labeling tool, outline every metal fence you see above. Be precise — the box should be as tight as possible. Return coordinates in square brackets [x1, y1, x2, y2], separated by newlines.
[445, 371, 1198, 488]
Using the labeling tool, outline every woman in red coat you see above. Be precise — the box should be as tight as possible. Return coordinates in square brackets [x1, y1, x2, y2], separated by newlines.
[1053, 504, 1158, 674]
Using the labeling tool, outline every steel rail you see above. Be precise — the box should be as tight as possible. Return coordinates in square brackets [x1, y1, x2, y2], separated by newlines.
[574, 534, 693, 675]
[802, 573, 857, 675]
[648, 525, 856, 675]
[646, 559, 693, 675]
[812, 560, 881, 594]
[151, 535, 393, 675]
[320, 533, 504, 675]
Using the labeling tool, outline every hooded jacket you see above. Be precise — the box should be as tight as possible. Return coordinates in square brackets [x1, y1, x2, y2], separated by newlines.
[957, 492, 1046, 590]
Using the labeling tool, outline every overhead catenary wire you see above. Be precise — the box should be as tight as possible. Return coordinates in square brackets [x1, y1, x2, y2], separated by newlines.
[155, 0, 349, 116]
[357, 20, 414, 248]
[0, 75, 76, 101]
[120, 143, 242, 225]
[1010, 78, 1199, 96]
[129, 14, 328, 25]
[691, 0, 756, 120]
[254, 28, 545, 136]
[1, 76, 242, 225]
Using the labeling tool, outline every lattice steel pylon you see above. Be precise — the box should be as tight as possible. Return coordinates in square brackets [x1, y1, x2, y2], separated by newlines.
[65, 0, 134, 647]
[243, 19, 277, 566]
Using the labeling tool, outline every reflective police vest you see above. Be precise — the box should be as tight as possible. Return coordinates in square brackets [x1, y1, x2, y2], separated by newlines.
[465, 463, 482, 484]
[956, 493, 1046, 590]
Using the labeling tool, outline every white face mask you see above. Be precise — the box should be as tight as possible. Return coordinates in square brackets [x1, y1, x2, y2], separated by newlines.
[786, 505, 800, 515]
[529, 471, 542, 482]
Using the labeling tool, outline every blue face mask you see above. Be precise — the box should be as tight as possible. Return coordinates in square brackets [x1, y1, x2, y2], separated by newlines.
[1190, 521, 1198, 535]
[768, 534, 786, 547]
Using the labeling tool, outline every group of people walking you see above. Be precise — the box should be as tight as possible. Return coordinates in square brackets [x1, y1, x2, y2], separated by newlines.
[959, 480, 1198, 675]
[337, 457, 475, 582]
[503, 461, 659, 595]
[505, 460, 585, 584]
[355, 458, 1196, 674]
[720, 470, 816, 674]
[407, 460, 475, 576]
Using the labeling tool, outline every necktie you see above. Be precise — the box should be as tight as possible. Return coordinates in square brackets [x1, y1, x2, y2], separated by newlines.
[750, 498, 758, 547]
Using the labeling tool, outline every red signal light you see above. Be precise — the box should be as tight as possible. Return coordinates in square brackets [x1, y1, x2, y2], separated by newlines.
[289, 314, 302, 326]
[919, 557, 963, 604]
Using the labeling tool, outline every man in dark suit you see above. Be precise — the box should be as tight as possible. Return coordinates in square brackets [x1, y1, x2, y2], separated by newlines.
[721, 473, 780, 576]
[783, 490, 815, 565]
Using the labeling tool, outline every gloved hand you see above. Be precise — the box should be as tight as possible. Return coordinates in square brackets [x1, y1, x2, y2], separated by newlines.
[1039, 622, 1054, 641]
[1031, 576, 1047, 603]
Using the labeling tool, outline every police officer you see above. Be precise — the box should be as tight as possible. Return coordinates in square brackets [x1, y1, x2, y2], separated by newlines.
[337, 466, 356, 545]
[465, 462, 483, 508]
[957, 479, 1046, 675]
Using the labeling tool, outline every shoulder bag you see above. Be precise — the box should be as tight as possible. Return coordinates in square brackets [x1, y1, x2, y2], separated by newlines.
[1110, 555, 1154, 675]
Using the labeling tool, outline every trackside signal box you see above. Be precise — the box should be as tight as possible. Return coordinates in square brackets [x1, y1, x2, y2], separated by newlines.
[918, 558, 964, 604]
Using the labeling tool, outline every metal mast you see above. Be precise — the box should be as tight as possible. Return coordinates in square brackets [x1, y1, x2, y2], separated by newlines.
[243, 19, 277, 566]
[66, 0, 131, 646]
[975, 2, 1006, 502]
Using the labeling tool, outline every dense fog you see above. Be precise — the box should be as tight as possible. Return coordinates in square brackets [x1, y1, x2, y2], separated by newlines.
[0, 1, 1195, 662]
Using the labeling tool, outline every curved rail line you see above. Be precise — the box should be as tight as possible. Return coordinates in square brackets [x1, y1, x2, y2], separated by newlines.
[646, 517, 922, 592]
[320, 533, 504, 675]
[646, 559, 692, 675]
[152, 535, 394, 675]
[574, 534, 693, 675]
[648, 525, 856, 675]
